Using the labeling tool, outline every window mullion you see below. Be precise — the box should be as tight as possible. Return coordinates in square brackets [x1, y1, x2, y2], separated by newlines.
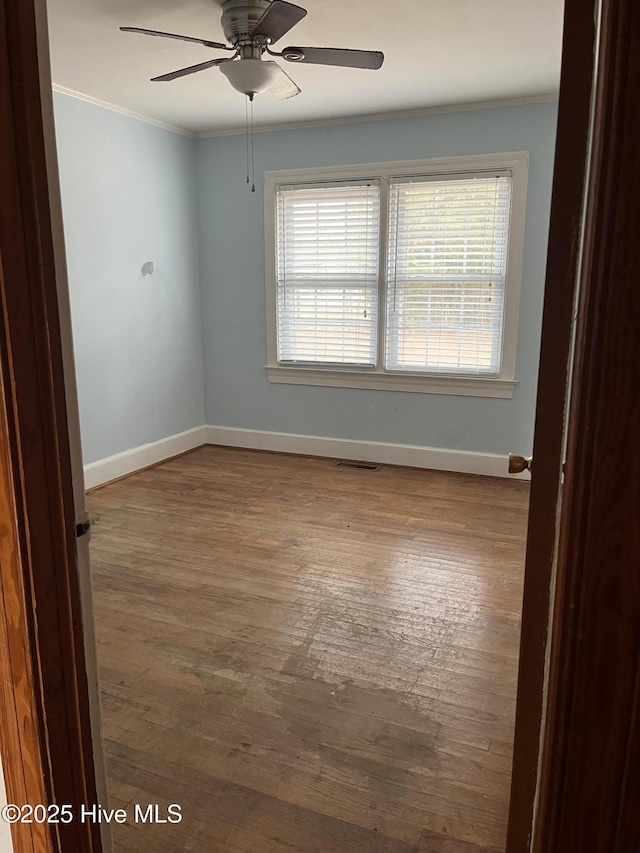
[376, 175, 390, 374]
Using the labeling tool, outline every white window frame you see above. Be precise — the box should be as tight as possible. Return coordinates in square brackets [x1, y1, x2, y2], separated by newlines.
[264, 152, 529, 398]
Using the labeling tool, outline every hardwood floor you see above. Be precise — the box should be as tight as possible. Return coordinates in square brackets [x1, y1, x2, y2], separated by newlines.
[87, 446, 529, 853]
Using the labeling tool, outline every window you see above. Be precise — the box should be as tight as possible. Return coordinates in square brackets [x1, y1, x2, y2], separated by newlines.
[265, 153, 528, 398]
[276, 182, 380, 366]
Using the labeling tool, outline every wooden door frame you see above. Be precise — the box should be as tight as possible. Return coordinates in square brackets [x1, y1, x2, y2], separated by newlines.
[1, 0, 638, 852]
[505, 0, 600, 848]
[0, 1, 102, 852]
[508, 0, 640, 850]
[534, 0, 640, 849]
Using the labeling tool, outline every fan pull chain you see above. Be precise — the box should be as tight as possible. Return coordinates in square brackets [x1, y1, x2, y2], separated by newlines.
[245, 96, 250, 185]
[243, 95, 257, 193]
[250, 94, 256, 193]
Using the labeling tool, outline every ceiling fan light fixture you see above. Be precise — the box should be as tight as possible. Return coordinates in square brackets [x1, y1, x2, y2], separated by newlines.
[220, 58, 279, 95]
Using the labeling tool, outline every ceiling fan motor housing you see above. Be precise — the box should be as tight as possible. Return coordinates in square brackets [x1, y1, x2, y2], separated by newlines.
[221, 0, 272, 46]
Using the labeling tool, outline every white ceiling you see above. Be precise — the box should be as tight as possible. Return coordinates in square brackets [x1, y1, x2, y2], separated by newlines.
[46, 0, 564, 135]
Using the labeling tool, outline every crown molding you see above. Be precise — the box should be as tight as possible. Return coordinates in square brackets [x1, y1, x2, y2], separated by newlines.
[51, 85, 558, 141]
[51, 84, 195, 138]
[195, 92, 559, 139]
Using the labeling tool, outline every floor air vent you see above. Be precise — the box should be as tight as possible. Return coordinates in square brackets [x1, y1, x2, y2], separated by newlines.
[335, 461, 381, 472]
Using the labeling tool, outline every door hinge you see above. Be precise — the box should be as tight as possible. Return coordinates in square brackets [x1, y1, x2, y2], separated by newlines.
[75, 513, 92, 538]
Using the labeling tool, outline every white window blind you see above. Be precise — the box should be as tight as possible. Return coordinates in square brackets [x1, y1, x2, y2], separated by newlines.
[386, 174, 512, 375]
[276, 182, 380, 366]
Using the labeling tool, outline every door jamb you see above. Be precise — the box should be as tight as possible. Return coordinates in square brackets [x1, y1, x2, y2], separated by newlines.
[505, 0, 600, 848]
[534, 0, 640, 848]
[0, 1, 103, 851]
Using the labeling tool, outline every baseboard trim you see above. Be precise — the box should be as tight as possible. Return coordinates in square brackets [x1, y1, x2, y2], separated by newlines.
[205, 425, 529, 479]
[83, 424, 529, 488]
[83, 426, 206, 490]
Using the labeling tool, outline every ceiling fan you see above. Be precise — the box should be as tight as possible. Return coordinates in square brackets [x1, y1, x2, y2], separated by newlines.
[120, 0, 385, 101]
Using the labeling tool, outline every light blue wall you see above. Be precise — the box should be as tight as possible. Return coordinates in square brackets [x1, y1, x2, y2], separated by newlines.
[54, 93, 204, 465]
[55, 96, 557, 464]
[196, 101, 557, 455]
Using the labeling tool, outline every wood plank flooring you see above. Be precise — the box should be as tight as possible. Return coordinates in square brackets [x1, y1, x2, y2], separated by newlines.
[87, 446, 529, 853]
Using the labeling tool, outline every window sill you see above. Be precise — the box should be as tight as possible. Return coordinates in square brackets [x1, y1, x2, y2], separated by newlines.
[266, 365, 516, 398]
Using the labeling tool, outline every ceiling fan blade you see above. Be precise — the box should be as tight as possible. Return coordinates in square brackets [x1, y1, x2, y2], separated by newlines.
[151, 57, 233, 82]
[249, 1, 307, 45]
[268, 65, 301, 100]
[120, 26, 231, 50]
[282, 46, 384, 70]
